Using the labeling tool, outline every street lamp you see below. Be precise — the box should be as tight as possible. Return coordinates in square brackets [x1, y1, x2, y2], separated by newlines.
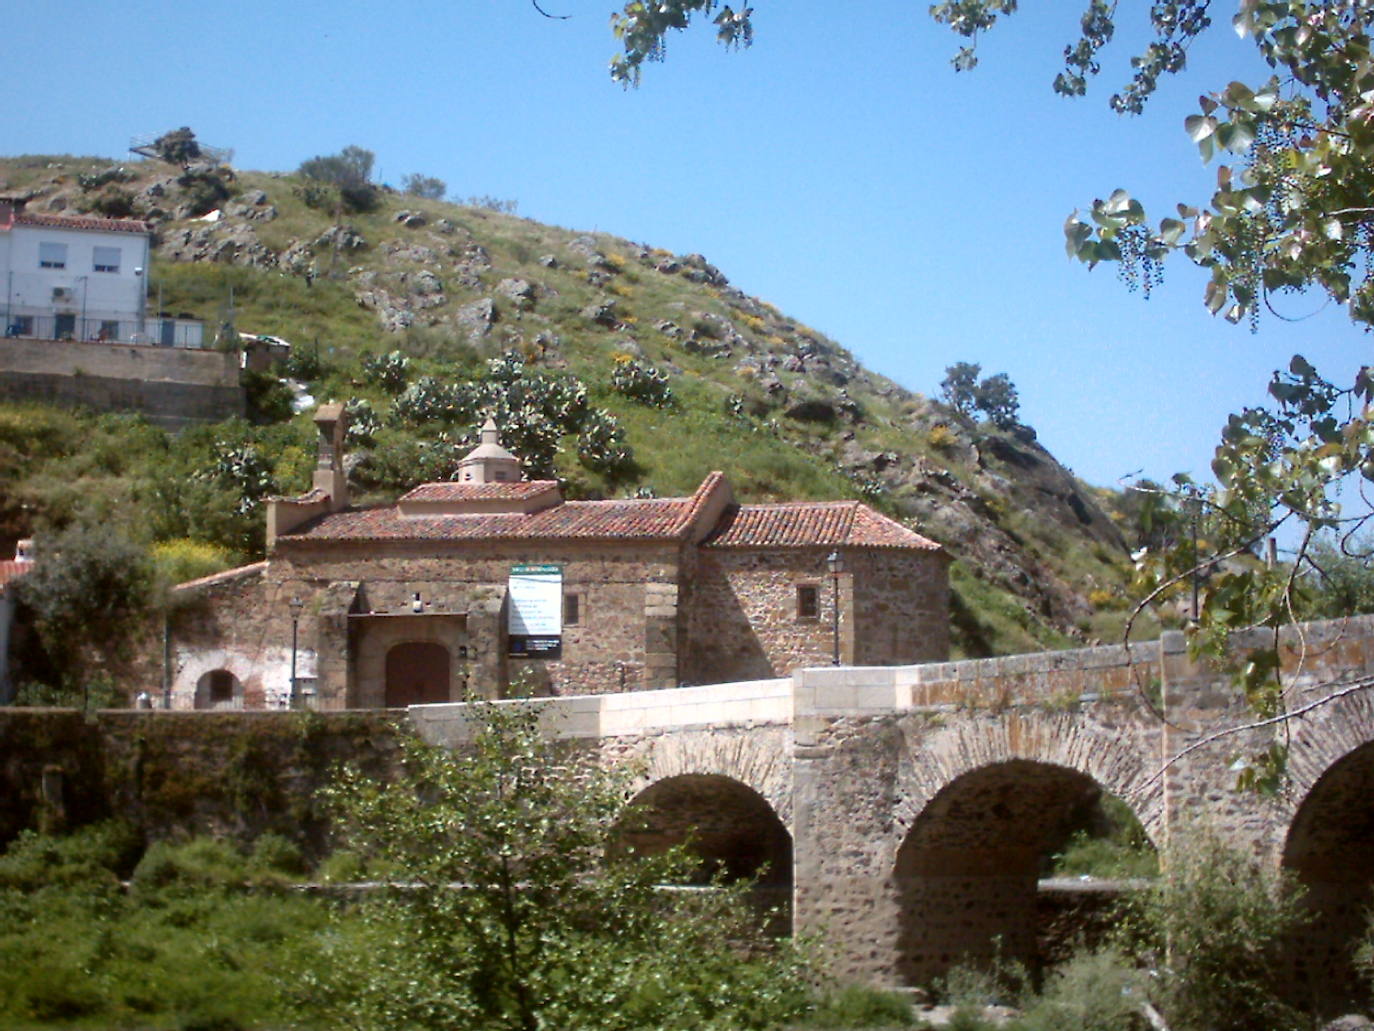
[827, 550, 845, 666]
[288, 596, 304, 708]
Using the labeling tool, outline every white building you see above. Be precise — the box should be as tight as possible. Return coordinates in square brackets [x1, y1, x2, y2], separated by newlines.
[0, 198, 201, 347]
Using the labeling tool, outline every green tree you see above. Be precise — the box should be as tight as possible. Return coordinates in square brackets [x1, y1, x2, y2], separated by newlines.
[939, 361, 982, 418]
[402, 172, 447, 200]
[974, 371, 1020, 429]
[12, 523, 156, 695]
[311, 700, 811, 1031]
[940, 362, 1021, 428]
[151, 126, 201, 166]
[1300, 531, 1374, 618]
[298, 145, 379, 213]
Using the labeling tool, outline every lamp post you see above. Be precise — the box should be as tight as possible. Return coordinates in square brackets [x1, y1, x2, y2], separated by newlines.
[288, 596, 304, 709]
[827, 550, 844, 666]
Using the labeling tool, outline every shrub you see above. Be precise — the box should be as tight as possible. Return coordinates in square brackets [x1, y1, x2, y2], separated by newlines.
[283, 341, 325, 381]
[152, 538, 234, 586]
[402, 173, 446, 199]
[361, 349, 411, 394]
[1121, 828, 1308, 1031]
[807, 983, 914, 1028]
[344, 397, 380, 447]
[0, 822, 142, 891]
[927, 423, 957, 452]
[577, 408, 635, 478]
[176, 167, 231, 217]
[298, 146, 378, 213]
[611, 357, 674, 407]
[313, 710, 814, 1031]
[85, 185, 136, 217]
[1013, 948, 1148, 1031]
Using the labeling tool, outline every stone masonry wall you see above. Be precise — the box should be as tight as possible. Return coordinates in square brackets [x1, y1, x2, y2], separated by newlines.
[682, 547, 947, 685]
[0, 337, 243, 428]
[270, 539, 683, 703]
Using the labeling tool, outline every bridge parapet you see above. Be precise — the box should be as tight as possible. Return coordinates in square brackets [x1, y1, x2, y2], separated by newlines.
[410, 677, 792, 748]
[794, 641, 1161, 721]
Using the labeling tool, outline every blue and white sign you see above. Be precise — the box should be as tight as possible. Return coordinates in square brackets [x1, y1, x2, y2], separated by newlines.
[508, 564, 563, 645]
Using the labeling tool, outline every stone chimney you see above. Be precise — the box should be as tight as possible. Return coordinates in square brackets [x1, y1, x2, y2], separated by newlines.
[312, 402, 349, 511]
[265, 402, 350, 549]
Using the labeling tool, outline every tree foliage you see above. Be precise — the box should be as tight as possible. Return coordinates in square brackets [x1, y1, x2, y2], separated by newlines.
[940, 361, 1021, 428]
[151, 126, 200, 167]
[298, 145, 379, 213]
[12, 523, 156, 690]
[403, 173, 448, 200]
[314, 701, 811, 1031]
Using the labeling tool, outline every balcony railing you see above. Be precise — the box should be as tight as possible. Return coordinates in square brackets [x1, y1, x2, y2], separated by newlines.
[2, 313, 205, 349]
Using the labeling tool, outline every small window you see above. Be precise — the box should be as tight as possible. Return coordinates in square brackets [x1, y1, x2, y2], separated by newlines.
[564, 592, 581, 626]
[97, 320, 119, 341]
[38, 242, 67, 269]
[796, 584, 820, 619]
[93, 246, 121, 273]
[5, 315, 33, 337]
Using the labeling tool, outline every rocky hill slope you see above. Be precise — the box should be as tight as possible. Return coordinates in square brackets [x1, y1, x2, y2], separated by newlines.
[0, 152, 1147, 656]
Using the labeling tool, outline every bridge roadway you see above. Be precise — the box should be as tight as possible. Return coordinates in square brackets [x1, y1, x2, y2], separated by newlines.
[411, 614, 1374, 1002]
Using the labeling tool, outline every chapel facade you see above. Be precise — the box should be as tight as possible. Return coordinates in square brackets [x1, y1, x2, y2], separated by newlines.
[165, 407, 949, 709]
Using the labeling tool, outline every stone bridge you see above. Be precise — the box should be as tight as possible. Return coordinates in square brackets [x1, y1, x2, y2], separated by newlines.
[412, 614, 1374, 1001]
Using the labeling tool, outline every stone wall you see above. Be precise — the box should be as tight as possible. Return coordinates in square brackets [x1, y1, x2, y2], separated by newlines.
[0, 337, 243, 428]
[682, 547, 947, 684]
[270, 540, 684, 702]
[0, 708, 403, 855]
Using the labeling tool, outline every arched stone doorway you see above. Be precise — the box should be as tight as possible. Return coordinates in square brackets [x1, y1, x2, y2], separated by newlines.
[1282, 740, 1374, 1013]
[892, 758, 1150, 986]
[194, 668, 242, 710]
[384, 641, 451, 707]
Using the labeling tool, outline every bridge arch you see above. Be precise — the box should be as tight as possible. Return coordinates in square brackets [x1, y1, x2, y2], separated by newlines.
[890, 755, 1157, 986]
[1282, 735, 1374, 1012]
[888, 709, 1163, 847]
[614, 725, 793, 830]
[613, 773, 792, 887]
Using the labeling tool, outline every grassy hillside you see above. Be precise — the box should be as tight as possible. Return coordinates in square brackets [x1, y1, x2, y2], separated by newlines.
[0, 152, 1167, 658]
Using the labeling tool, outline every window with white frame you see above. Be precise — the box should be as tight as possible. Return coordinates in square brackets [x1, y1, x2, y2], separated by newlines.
[92, 246, 121, 273]
[38, 242, 67, 269]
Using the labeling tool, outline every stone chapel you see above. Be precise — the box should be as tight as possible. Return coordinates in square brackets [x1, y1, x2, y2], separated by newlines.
[165, 405, 950, 709]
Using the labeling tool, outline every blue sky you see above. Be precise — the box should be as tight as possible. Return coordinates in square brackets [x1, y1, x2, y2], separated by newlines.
[7, 1, 1369, 492]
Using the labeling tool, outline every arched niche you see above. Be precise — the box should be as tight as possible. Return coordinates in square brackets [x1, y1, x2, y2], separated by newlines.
[194, 668, 242, 710]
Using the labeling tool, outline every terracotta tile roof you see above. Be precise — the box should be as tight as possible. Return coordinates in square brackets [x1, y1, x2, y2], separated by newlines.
[398, 480, 559, 503]
[0, 560, 33, 589]
[173, 561, 268, 592]
[703, 501, 943, 551]
[10, 211, 153, 235]
[281, 496, 704, 544]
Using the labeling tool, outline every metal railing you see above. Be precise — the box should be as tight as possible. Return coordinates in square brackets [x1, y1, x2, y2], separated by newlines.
[2, 313, 205, 349]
